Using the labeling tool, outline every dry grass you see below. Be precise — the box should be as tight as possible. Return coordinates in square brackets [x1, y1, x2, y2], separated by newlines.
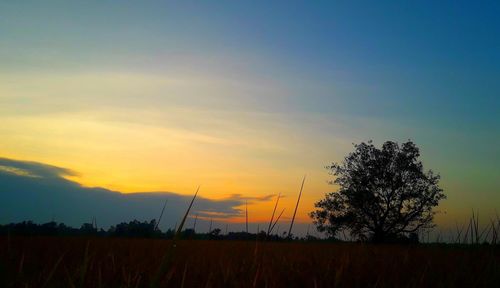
[1, 237, 498, 288]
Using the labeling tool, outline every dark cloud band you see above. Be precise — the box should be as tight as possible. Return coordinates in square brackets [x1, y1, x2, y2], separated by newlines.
[0, 157, 271, 230]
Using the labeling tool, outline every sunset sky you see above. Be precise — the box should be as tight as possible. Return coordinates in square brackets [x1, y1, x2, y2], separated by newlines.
[1, 1, 499, 230]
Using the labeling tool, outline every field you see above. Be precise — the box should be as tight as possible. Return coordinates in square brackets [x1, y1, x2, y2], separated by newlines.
[0, 237, 498, 287]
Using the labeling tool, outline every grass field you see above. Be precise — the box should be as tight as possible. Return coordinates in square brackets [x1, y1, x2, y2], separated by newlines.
[0, 236, 498, 287]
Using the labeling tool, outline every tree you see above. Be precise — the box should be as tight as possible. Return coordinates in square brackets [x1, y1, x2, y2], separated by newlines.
[209, 228, 222, 240]
[110, 219, 159, 238]
[310, 140, 445, 243]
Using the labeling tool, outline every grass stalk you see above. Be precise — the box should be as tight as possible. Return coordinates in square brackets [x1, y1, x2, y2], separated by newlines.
[193, 213, 198, 232]
[287, 175, 306, 239]
[463, 218, 471, 244]
[78, 241, 91, 288]
[42, 253, 65, 288]
[246, 200, 249, 234]
[269, 208, 285, 235]
[474, 210, 480, 244]
[180, 262, 188, 288]
[491, 218, 497, 244]
[151, 186, 199, 288]
[267, 192, 281, 236]
[154, 199, 168, 231]
[455, 222, 464, 244]
[481, 221, 493, 243]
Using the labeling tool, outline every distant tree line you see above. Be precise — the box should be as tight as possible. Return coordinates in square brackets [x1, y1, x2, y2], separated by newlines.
[0, 220, 331, 242]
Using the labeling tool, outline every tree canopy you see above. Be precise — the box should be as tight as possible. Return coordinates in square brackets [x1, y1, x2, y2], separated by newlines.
[310, 140, 445, 243]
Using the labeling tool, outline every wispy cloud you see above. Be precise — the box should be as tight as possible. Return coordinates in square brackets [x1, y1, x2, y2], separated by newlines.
[225, 193, 276, 203]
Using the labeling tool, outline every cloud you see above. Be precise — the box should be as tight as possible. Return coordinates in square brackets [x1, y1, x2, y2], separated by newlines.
[0, 157, 269, 230]
[0, 157, 77, 178]
[226, 193, 276, 203]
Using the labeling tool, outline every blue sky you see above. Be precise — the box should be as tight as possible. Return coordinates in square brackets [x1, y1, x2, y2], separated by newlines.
[2, 1, 498, 119]
[0, 1, 499, 227]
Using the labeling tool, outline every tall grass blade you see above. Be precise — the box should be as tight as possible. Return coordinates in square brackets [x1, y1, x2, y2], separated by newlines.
[78, 241, 91, 288]
[246, 200, 249, 234]
[180, 263, 188, 288]
[288, 175, 306, 239]
[151, 186, 200, 288]
[491, 218, 498, 244]
[267, 192, 281, 236]
[42, 253, 65, 288]
[481, 221, 493, 243]
[471, 210, 475, 244]
[175, 186, 199, 238]
[463, 218, 471, 244]
[193, 213, 198, 232]
[154, 199, 168, 231]
[473, 210, 479, 244]
[455, 222, 464, 244]
[269, 208, 285, 235]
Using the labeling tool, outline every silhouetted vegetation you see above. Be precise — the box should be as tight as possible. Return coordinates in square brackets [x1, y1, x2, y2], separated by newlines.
[311, 140, 446, 243]
[1, 237, 498, 287]
[0, 213, 498, 287]
[109, 219, 162, 238]
[0, 220, 322, 242]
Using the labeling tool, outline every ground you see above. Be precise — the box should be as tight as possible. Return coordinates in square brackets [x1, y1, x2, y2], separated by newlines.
[0, 237, 498, 287]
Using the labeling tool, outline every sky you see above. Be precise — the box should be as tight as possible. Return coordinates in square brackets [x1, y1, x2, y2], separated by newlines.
[0, 1, 499, 232]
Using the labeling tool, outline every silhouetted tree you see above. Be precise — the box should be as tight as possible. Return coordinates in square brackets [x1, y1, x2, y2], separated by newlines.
[310, 140, 445, 243]
[209, 228, 222, 240]
[182, 228, 196, 238]
[0, 221, 79, 236]
[80, 223, 97, 235]
[109, 219, 160, 238]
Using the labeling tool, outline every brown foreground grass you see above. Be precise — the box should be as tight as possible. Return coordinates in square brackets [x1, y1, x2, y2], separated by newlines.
[0, 236, 498, 287]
